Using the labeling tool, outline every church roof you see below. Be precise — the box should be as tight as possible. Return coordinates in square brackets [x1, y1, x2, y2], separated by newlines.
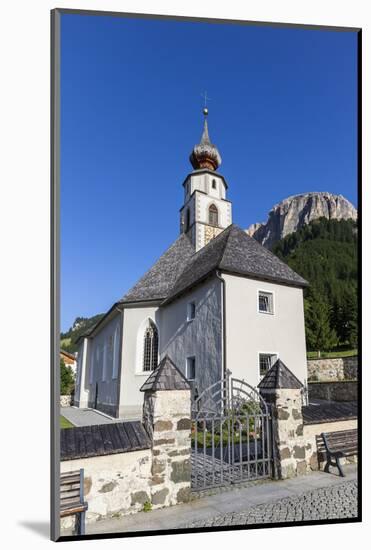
[163, 224, 308, 302]
[257, 358, 304, 390]
[140, 355, 190, 392]
[120, 233, 195, 303]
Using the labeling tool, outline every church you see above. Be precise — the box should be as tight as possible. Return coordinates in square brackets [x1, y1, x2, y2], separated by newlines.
[74, 108, 308, 419]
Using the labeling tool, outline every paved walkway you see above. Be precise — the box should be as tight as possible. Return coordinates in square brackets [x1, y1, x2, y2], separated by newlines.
[60, 407, 140, 427]
[185, 481, 357, 528]
[66, 464, 357, 536]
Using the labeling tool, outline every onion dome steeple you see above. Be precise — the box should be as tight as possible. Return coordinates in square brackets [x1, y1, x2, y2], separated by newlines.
[190, 108, 222, 171]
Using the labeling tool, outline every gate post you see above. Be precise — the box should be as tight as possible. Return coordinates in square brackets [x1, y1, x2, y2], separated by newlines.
[258, 359, 307, 479]
[140, 355, 192, 508]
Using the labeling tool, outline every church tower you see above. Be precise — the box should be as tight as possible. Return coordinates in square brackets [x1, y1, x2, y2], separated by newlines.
[180, 108, 232, 251]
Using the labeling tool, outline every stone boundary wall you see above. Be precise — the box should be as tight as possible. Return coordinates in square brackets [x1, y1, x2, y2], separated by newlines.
[60, 395, 72, 407]
[143, 390, 191, 509]
[307, 356, 358, 381]
[60, 448, 153, 529]
[308, 381, 358, 402]
[303, 419, 358, 472]
[61, 358, 192, 534]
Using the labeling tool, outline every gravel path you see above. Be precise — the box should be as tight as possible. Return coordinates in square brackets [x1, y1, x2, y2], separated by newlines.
[184, 481, 358, 528]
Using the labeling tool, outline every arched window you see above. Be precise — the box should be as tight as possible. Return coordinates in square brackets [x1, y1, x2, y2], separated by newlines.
[185, 209, 190, 232]
[208, 204, 218, 227]
[143, 320, 159, 372]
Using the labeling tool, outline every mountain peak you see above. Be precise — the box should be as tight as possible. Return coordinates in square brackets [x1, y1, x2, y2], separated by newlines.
[246, 192, 357, 248]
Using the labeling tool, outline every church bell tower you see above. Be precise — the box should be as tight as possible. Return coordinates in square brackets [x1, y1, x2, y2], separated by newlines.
[180, 108, 232, 251]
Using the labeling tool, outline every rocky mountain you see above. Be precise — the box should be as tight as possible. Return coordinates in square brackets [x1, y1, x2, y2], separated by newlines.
[246, 192, 357, 249]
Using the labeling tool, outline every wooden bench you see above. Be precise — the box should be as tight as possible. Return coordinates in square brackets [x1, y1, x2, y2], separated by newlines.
[321, 429, 357, 477]
[60, 469, 88, 535]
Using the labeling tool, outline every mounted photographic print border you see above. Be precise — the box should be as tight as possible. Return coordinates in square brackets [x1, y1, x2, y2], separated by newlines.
[51, 8, 362, 542]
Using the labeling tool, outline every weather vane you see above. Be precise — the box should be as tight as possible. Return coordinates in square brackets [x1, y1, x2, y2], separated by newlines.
[201, 91, 211, 115]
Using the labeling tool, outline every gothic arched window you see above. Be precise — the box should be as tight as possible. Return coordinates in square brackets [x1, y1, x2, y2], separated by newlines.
[208, 204, 218, 227]
[143, 321, 159, 372]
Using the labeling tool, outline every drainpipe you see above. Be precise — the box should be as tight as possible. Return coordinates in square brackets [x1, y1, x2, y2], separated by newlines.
[215, 270, 226, 380]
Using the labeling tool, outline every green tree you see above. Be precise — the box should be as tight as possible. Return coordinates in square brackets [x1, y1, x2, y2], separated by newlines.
[272, 218, 357, 351]
[60, 359, 75, 395]
[305, 292, 338, 357]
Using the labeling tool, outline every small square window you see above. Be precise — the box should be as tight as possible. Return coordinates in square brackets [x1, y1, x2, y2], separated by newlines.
[258, 291, 274, 314]
[186, 357, 196, 380]
[187, 301, 196, 321]
[259, 353, 277, 377]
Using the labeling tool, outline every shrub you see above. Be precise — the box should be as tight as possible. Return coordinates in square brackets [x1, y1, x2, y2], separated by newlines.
[60, 359, 75, 395]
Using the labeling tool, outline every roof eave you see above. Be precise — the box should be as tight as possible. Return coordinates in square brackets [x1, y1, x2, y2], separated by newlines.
[219, 268, 309, 289]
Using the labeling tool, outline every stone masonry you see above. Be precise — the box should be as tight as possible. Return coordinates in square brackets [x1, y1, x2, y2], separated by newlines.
[258, 359, 308, 479]
[140, 355, 192, 508]
[307, 356, 357, 382]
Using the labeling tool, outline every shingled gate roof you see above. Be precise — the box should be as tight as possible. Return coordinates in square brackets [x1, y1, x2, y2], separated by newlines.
[140, 355, 190, 392]
[258, 358, 304, 390]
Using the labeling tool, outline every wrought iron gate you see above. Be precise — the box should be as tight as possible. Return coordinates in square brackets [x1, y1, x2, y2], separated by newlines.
[191, 371, 273, 490]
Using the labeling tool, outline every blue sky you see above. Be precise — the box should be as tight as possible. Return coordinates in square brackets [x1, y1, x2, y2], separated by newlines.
[60, 13, 358, 332]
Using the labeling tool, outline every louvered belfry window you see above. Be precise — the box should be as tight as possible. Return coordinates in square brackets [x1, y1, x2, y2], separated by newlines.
[143, 321, 158, 372]
[209, 204, 218, 226]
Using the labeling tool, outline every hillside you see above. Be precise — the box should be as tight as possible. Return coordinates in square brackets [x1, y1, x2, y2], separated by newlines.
[272, 218, 357, 352]
[60, 314, 104, 353]
[247, 192, 357, 249]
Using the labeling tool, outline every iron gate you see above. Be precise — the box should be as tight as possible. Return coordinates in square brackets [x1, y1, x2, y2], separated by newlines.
[191, 371, 273, 490]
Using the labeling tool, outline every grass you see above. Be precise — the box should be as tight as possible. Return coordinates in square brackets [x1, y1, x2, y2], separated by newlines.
[60, 415, 74, 429]
[307, 349, 357, 359]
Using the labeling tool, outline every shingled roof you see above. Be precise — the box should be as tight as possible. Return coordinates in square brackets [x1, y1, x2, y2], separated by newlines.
[120, 233, 194, 303]
[79, 224, 308, 342]
[164, 225, 308, 302]
[258, 358, 304, 390]
[60, 421, 151, 461]
[140, 355, 190, 392]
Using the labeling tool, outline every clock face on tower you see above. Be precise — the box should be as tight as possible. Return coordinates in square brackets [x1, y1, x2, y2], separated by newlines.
[204, 225, 223, 246]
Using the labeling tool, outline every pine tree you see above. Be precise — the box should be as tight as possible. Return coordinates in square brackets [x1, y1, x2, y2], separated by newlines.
[305, 291, 338, 357]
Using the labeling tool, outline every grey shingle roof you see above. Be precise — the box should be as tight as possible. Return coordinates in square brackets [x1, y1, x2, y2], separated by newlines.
[164, 224, 308, 302]
[60, 421, 151, 461]
[302, 402, 357, 425]
[120, 233, 194, 303]
[258, 359, 304, 390]
[81, 224, 308, 342]
[140, 355, 190, 392]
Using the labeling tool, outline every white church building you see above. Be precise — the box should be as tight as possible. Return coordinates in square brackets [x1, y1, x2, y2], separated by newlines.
[74, 109, 308, 419]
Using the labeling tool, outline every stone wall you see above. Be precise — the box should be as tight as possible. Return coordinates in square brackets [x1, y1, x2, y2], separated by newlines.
[303, 419, 358, 471]
[60, 395, 72, 407]
[308, 381, 357, 402]
[143, 389, 191, 508]
[60, 449, 152, 530]
[267, 388, 308, 479]
[307, 356, 357, 381]
[61, 357, 192, 534]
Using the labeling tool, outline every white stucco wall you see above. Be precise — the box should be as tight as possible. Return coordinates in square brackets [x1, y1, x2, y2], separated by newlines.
[184, 172, 227, 201]
[85, 314, 122, 416]
[159, 276, 223, 395]
[118, 305, 160, 418]
[223, 273, 307, 387]
[74, 338, 89, 407]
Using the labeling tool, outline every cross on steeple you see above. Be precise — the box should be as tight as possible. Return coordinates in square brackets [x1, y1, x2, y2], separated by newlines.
[201, 90, 211, 108]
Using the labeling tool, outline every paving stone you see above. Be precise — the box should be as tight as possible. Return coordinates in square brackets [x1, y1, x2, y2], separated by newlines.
[184, 481, 358, 528]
